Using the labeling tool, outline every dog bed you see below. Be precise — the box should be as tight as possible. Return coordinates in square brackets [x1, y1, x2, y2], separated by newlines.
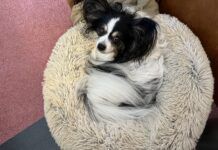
[43, 5, 214, 150]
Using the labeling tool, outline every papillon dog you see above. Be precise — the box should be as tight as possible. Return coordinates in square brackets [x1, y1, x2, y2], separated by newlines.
[77, 0, 164, 122]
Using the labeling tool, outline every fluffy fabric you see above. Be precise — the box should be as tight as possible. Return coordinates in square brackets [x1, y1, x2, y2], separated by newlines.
[43, 8, 214, 150]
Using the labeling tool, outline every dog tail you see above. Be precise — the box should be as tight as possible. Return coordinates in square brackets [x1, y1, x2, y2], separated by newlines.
[76, 72, 156, 122]
[92, 103, 156, 122]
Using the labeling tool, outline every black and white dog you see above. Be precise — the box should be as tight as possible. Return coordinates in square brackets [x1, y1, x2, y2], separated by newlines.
[77, 0, 164, 122]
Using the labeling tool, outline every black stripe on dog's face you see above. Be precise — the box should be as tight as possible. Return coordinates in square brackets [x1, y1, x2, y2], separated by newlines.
[112, 17, 158, 63]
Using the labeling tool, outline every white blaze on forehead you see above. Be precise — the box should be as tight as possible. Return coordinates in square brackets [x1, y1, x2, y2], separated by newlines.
[107, 18, 120, 33]
[97, 18, 120, 53]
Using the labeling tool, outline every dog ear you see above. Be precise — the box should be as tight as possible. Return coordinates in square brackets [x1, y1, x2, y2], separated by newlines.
[83, 0, 110, 28]
[111, 2, 123, 12]
[131, 18, 158, 60]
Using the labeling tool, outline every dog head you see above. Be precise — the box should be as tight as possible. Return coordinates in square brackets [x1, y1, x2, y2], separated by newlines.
[83, 0, 157, 63]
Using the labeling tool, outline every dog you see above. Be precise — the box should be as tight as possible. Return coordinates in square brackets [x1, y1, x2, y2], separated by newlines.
[76, 0, 164, 122]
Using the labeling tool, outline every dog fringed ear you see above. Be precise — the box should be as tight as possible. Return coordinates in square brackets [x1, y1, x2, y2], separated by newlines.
[111, 2, 123, 12]
[131, 18, 158, 58]
[83, 0, 110, 29]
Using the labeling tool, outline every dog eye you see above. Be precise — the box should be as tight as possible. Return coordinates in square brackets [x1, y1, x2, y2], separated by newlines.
[97, 27, 106, 36]
[112, 36, 120, 43]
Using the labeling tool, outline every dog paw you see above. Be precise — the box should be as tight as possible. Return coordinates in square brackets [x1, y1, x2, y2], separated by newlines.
[147, 50, 163, 62]
[89, 49, 115, 65]
[136, 11, 151, 18]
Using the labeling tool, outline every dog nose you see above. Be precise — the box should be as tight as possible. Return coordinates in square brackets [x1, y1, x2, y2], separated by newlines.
[97, 43, 106, 51]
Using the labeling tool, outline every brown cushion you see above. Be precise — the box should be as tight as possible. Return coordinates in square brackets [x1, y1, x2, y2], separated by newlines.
[159, 0, 218, 105]
[68, 0, 82, 8]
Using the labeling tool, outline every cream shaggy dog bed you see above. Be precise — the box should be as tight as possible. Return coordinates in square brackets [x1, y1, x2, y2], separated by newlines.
[43, 3, 214, 150]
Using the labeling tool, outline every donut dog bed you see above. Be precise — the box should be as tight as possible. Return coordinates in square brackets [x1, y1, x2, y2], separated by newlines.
[43, 2, 214, 150]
